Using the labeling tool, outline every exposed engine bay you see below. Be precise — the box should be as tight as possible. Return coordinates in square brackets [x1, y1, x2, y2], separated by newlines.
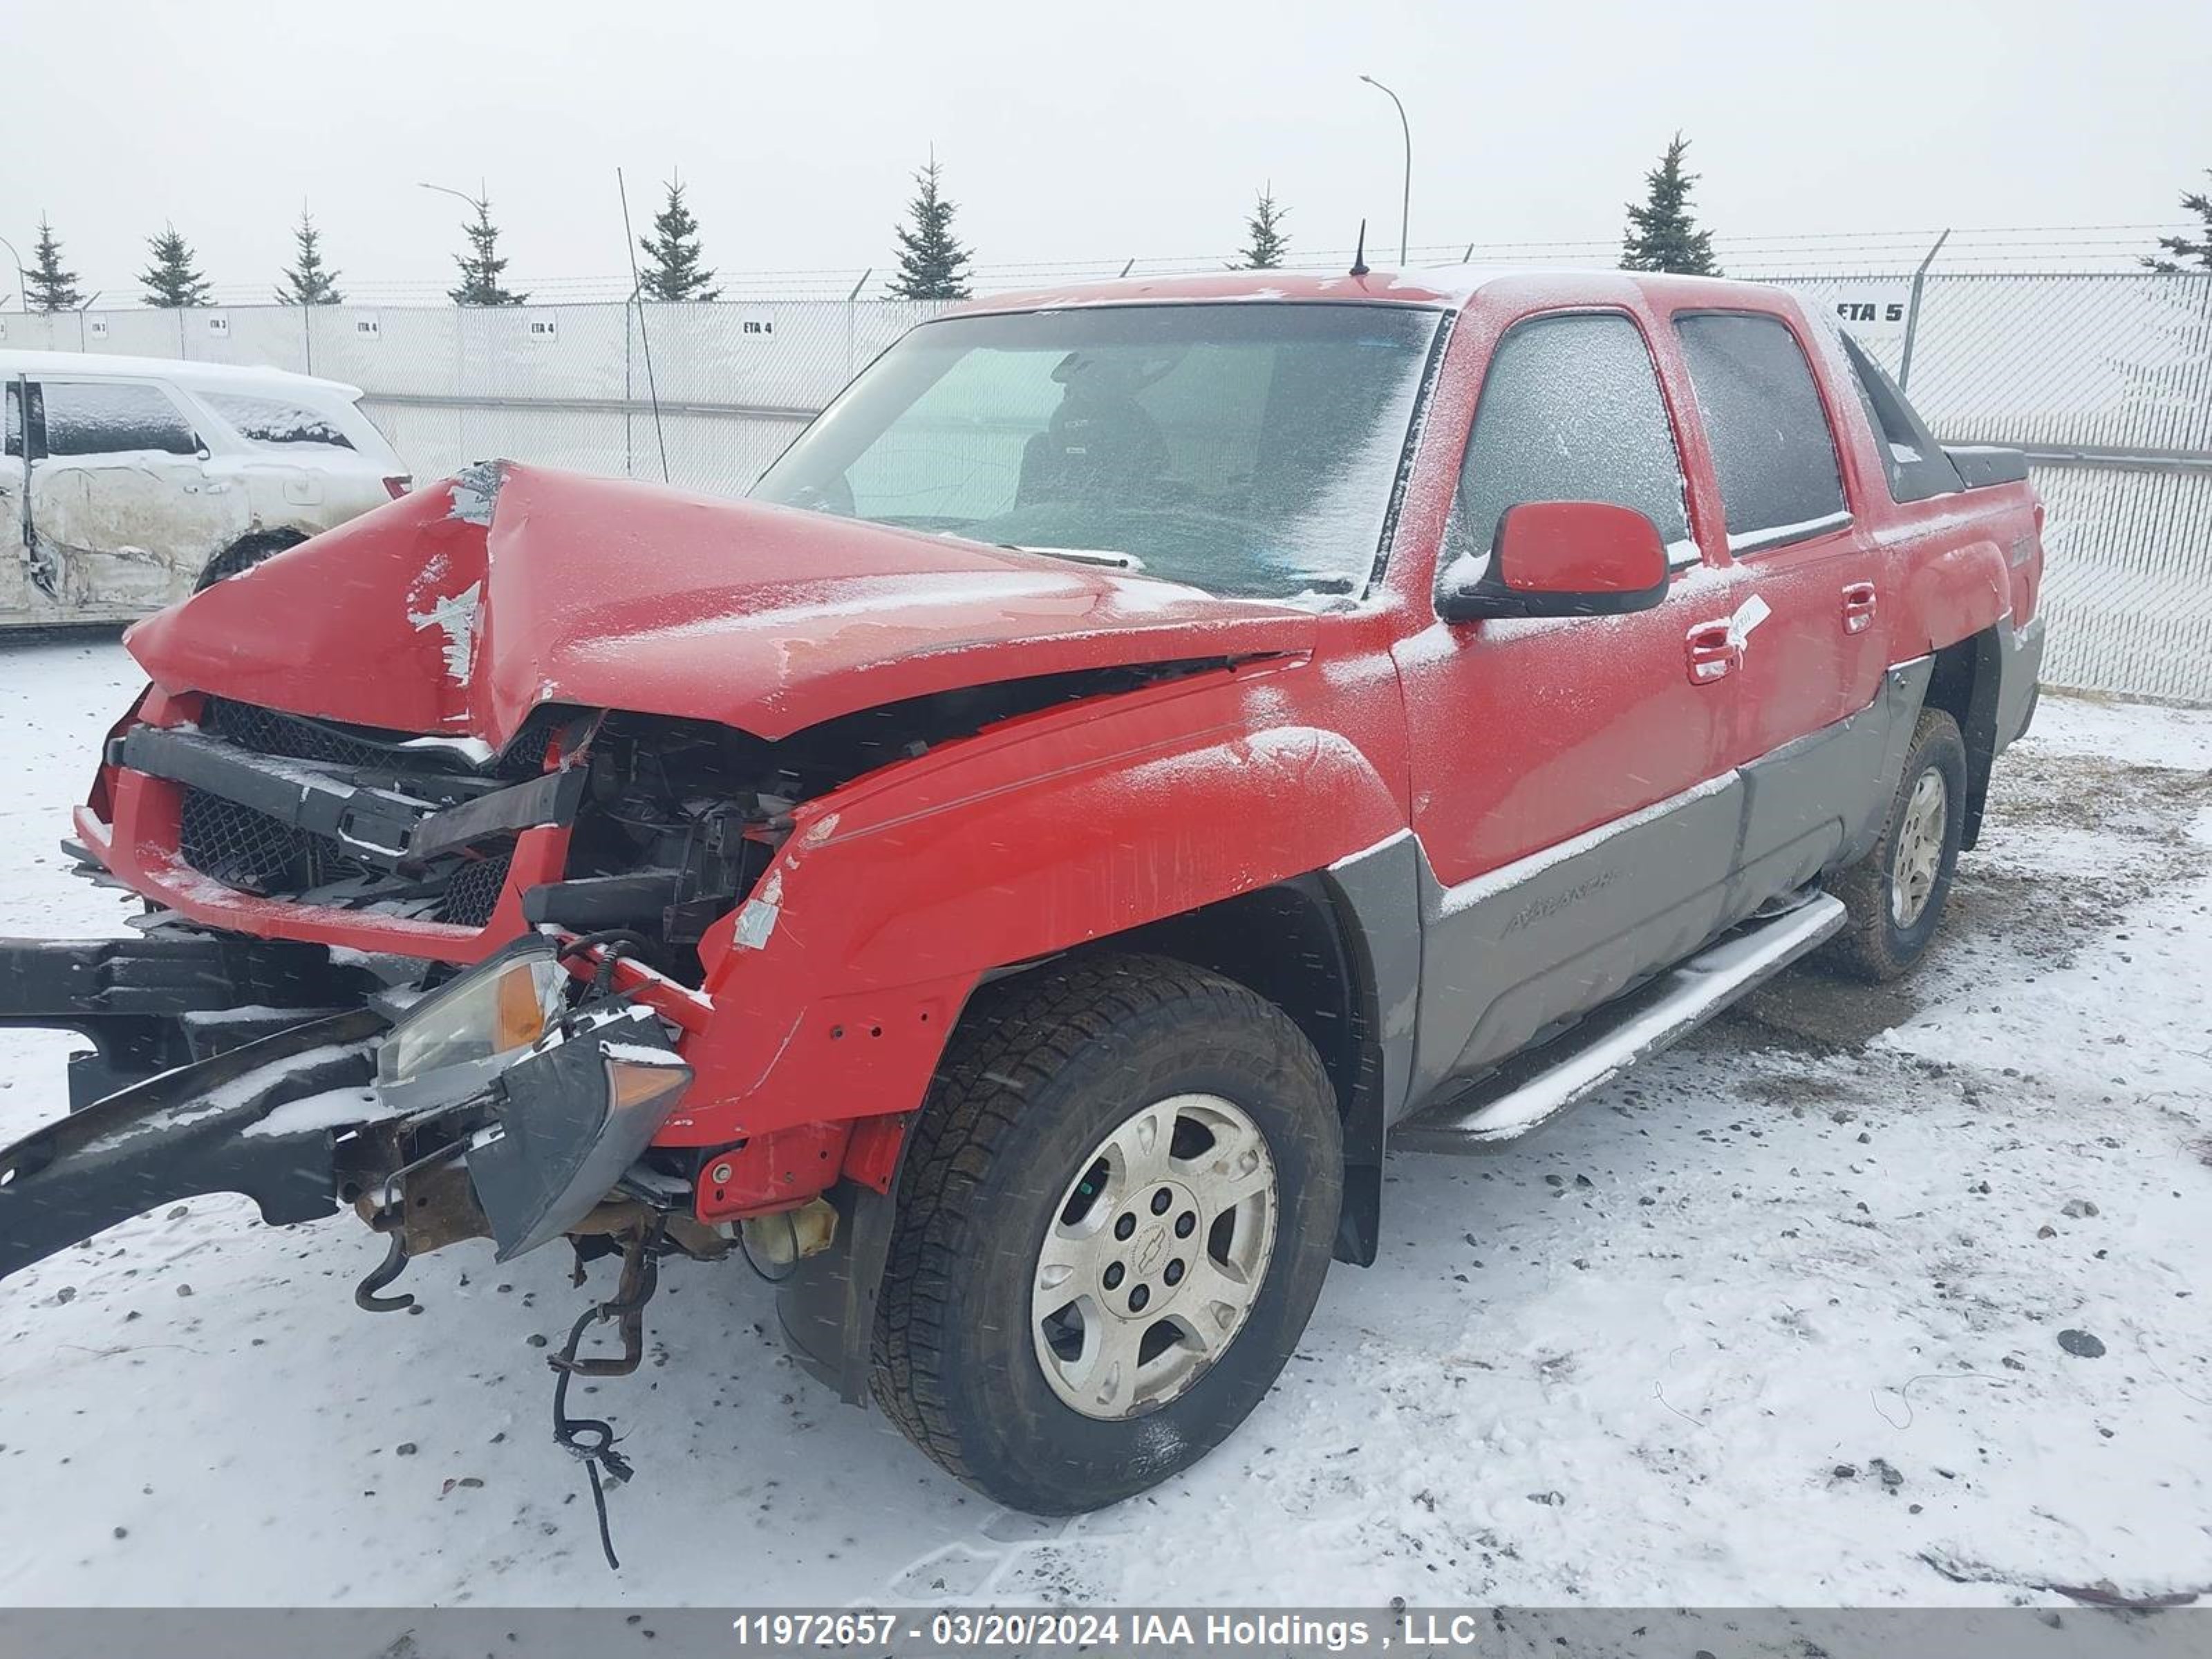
[534, 659, 1230, 982]
[120, 661, 1221, 988]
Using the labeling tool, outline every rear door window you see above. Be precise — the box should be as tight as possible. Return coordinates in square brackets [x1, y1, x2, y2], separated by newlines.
[200, 391, 356, 450]
[1445, 310, 1694, 575]
[41, 381, 201, 458]
[1675, 312, 1849, 554]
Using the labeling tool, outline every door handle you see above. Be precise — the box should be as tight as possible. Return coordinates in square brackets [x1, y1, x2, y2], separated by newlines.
[1685, 620, 1739, 684]
[1841, 581, 1878, 635]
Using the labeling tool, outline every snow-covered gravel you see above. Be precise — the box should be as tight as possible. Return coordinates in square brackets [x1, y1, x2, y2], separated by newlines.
[0, 636, 2206, 1608]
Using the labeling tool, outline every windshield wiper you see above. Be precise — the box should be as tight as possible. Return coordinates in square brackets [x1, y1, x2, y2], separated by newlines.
[1001, 545, 1147, 572]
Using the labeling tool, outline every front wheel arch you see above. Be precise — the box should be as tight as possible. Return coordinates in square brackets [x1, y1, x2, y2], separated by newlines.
[772, 873, 1395, 1410]
[1089, 872, 1396, 1266]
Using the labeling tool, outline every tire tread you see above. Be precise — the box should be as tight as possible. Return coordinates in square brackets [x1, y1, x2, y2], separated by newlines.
[1825, 708, 1965, 982]
[870, 953, 1333, 1495]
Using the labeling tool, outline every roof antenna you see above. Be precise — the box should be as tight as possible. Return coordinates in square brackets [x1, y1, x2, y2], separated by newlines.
[1349, 220, 1370, 279]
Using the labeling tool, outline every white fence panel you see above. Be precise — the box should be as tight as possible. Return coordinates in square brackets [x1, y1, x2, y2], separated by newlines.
[15, 277, 2212, 700]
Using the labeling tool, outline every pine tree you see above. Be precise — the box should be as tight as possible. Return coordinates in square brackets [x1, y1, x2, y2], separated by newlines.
[888, 150, 973, 301]
[1620, 133, 1720, 276]
[1235, 185, 1291, 270]
[2143, 169, 2212, 272]
[639, 176, 720, 301]
[139, 223, 213, 308]
[276, 205, 344, 304]
[24, 216, 82, 312]
[447, 191, 527, 306]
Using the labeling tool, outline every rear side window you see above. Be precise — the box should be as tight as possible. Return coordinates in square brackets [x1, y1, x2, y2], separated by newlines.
[41, 381, 200, 458]
[201, 391, 355, 450]
[1445, 312, 1693, 572]
[1676, 312, 1848, 553]
[1836, 332, 1961, 504]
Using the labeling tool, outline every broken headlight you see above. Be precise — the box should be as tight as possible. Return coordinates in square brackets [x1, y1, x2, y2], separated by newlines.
[377, 940, 566, 1087]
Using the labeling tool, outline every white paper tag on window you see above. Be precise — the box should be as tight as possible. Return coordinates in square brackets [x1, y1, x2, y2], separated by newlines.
[1728, 593, 1772, 648]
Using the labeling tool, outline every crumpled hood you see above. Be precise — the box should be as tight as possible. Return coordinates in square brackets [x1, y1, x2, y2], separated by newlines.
[125, 461, 1318, 747]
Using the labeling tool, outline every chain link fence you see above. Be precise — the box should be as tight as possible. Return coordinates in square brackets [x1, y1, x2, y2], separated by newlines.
[1775, 272, 2212, 702]
[6, 274, 2209, 700]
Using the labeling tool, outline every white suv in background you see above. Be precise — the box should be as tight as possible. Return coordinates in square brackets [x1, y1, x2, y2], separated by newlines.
[2, 350, 410, 628]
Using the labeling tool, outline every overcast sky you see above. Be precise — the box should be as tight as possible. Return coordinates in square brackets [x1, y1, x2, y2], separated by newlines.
[4, 0, 2206, 303]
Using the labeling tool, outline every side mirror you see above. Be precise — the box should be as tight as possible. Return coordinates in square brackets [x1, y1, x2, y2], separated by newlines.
[1437, 501, 1672, 624]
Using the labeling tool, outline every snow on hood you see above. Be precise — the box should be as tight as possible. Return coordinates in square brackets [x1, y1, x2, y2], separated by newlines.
[123, 461, 1316, 747]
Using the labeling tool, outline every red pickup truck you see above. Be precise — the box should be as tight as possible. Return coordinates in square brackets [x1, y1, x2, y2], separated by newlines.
[0, 268, 2043, 1521]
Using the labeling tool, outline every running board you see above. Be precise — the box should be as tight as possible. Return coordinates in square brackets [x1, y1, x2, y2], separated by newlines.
[1393, 892, 1847, 1153]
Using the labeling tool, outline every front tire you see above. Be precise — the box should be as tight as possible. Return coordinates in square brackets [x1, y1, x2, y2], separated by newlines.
[1825, 708, 1968, 982]
[872, 953, 1342, 1512]
[194, 527, 306, 592]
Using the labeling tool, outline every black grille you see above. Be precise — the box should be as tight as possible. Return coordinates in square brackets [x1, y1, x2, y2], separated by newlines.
[179, 788, 321, 894]
[203, 697, 392, 769]
[440, 844, 514, 926]
[173, 699, 556, 925]
[496, 715, 558, 780]
[206, 695, 564, 780]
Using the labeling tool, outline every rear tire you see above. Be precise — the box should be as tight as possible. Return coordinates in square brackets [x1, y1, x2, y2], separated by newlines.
[871, 953, 1342, 1513]
[1824, 709, 1968, 982]
[194, 527, 306, 592]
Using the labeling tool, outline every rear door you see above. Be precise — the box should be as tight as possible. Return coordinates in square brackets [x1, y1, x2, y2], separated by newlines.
[1392, 306, 1741, 1098]
[187, 384, 390, 530]
[31, 377, 245, 612]
[1670, 308, 1889, 902]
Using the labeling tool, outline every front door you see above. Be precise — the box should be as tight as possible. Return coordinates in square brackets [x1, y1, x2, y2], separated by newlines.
[30, 377, 244, 613]
[1392, 307, 1741, 1104]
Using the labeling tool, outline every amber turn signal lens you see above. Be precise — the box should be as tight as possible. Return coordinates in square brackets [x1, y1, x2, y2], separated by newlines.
[604, 1056, 692, 1116]
[496, 960, 554, 1052]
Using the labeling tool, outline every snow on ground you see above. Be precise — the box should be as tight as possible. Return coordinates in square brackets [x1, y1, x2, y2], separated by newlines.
[0, 635, 2207, 1608]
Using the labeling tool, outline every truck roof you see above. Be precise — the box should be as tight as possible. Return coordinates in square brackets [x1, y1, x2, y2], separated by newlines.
[955, 265, 1789, 315]
[0, 348, 364, 402]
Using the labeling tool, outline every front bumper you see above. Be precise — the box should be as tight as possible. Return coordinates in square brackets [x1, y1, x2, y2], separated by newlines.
[0, 945, 693, 1284]
[0, 1009, 385, 1282]
[71, 686, 579, 968]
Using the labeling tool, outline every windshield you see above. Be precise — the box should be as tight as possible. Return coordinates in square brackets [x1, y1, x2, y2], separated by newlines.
[753, 302, 1443, 602]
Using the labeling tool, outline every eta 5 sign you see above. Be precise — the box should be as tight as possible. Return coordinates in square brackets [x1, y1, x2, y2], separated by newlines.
[1828, 283, 1913, 335]
[1838, 299, 1906, 324]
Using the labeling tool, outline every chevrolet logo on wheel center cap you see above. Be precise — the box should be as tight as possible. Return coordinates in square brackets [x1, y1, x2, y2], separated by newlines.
[1134, 1225, 1168, 1277]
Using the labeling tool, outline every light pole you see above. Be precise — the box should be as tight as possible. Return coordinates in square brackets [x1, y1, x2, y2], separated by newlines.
[0, 234, 25, 310]
[419, 179, 487, 216]
[1358, 75, 1410, 267]
[422, 181, 492, 306]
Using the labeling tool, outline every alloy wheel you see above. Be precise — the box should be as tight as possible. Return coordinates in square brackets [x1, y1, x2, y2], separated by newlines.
[1890, 767, 1949, 928]
[1030, 1093, 1279, 1420]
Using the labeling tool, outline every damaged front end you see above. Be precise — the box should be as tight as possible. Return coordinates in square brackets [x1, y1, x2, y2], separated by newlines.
[0, 936, 703, 1287]
[0, 933, 710, 1568]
